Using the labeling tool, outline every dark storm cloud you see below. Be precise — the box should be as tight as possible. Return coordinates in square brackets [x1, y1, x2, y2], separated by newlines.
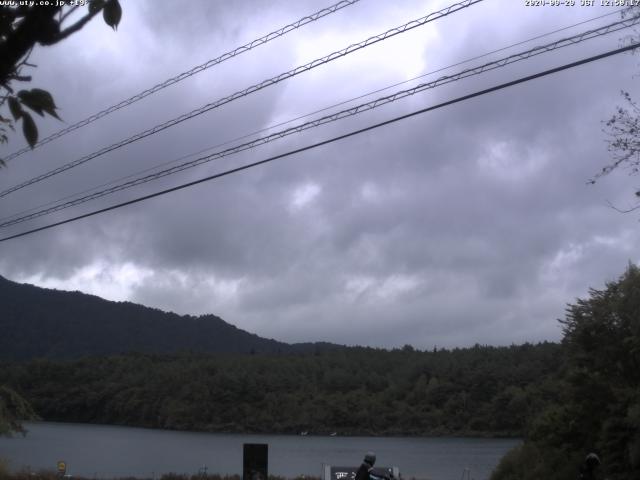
[1, 0, 639, 348]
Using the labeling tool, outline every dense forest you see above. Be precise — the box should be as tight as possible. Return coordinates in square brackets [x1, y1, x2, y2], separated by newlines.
[491, 264, 640, 480]
[0, 342, 561, 437]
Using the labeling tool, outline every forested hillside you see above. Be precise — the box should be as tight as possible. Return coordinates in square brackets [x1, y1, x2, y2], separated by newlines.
[491, 265, 640, 480]
[0, 275, 338, 359]
[0, 342, 560, 437]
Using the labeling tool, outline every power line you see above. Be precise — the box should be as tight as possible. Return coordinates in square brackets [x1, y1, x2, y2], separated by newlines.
[2, 0, 361, 163]
[0, 9, 623, 226]
[0, 0, 483, 199]
[1, 41, 638, 244]
[2, 14, 637, 229]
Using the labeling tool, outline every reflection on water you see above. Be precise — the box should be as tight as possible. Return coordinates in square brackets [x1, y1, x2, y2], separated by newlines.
[0, 422, 519, 480]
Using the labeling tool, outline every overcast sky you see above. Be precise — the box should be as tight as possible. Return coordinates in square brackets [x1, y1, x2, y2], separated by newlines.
[1, 0, 639, 349]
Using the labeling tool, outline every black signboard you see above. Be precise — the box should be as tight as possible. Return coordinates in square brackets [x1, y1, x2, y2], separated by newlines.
[243, 443, 268, 480]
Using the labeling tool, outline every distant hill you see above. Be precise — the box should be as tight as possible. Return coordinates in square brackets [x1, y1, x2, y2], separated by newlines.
[0, 275, 340, 360]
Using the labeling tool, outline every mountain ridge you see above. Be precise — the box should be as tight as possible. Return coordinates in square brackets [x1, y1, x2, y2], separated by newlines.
[0, 274, 342, 359]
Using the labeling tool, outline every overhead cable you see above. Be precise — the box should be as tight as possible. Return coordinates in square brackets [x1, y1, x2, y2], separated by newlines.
[2, 0, 362, 162]
[2, 14, 638, 229]
[0, 9, 623, 226]
[0, 0, 483, 199]
[1, 41, 638, 244]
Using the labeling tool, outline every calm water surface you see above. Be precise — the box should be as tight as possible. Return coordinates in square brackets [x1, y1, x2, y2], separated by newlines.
[0, 422, 519, 480]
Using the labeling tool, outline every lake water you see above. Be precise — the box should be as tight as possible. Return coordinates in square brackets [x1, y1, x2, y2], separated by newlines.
[0, 422, 519, 480]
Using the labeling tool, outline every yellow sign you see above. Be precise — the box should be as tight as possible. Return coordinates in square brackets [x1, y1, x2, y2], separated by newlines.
[57, 461, 66, 474]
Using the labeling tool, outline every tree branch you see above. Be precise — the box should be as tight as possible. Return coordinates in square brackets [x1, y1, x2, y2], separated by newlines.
[9, 75, 31, 82]
[0, 6, 61, 85]
[51, 7, 102, 43]
[59, 5, 80, 24]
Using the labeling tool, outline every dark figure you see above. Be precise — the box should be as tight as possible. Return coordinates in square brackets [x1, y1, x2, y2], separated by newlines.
[578, 453, 601, 480]
[355, 452, 376, 480]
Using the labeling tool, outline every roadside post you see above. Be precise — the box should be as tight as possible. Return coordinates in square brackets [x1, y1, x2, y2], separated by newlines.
[243, 443, 268, 480]
[56, 461, 67, 478]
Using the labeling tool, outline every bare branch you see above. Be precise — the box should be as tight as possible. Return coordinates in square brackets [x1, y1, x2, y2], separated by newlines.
[9, 75, 31, 82]
[596, 90, 640, 184]
[52, 7, 102, 43]
[59, 5, 80, 25]
[15, 47, 34, 71]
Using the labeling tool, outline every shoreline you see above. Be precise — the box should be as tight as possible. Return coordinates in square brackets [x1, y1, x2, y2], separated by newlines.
[19, 420, 523, 440]
[2, 423, 516, 480]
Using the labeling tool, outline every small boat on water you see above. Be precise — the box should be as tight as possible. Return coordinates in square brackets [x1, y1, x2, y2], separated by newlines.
[300, 431, 308, 436]
[329, 432, 337, 436]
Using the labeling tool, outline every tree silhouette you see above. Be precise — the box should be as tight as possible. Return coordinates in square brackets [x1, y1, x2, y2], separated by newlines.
[593, 7, 640, 212]
[0, 0, 122, 163]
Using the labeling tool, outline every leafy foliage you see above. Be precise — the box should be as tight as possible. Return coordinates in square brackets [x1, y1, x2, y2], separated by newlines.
[595, 91, 640, 211]
[0, 385, 37, 436]
[0, 342, 561, 437]
[102, 0, 122, 31]
[491, 264, 640, 480]
[0, 1, 122, 158]
[593, 7, 640, 211]
[490, 442, 579, 480]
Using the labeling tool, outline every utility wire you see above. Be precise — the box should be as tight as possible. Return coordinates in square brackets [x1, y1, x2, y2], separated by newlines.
[0, 9, 623, 226]
[1, 7, 622, 225]
[2, 14, 637, 229]
[2, 0, 361, 162]
[1, 41, 638, 244]
[0, 0, 483, 199]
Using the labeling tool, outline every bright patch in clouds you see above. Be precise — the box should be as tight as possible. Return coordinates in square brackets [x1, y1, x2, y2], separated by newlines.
[19, 262, 154, 301]
[360, 182, 381, 202]
[289, 182, 321, 211]
[546, 243, 585, 274]
[477, 140, 548, 181]
[293, 23, 432, 83]
[344, 273, 422, 303]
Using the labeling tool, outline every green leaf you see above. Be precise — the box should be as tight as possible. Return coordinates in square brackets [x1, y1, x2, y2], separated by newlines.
[8, 96, 22, 120]
[89, 0, 106, 15]
[21, 111, 38, 148]
[18, 88, 60, 120]
[103, 0, 122, 31]
[18, 91, 44, 117]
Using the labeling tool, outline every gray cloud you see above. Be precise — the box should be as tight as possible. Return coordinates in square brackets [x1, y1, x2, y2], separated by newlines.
[1, 0, 639, 349]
